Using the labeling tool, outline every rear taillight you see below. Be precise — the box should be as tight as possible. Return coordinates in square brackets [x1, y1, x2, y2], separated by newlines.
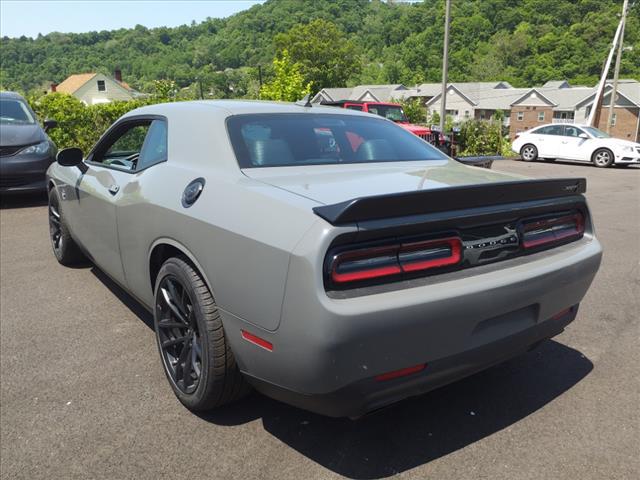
[329, 237, 461, 284]
[521, 212, 585, 249]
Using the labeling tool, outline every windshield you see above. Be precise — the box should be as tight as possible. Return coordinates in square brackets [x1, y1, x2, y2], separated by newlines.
[228, 113, 447, 168]
[582, 126, 610, 138]
[0, 99, 35, 125]
[366, 104, 408, 122]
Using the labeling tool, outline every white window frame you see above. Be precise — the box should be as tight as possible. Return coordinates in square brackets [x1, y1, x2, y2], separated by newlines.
[611, 113, 617, 127]
[97, 80, 107, 92]
[538, 111, 545, 122]
[516, 111, 524, 121]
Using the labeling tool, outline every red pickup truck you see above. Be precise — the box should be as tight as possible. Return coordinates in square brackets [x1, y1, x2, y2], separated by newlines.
[322, 100, 436, 141]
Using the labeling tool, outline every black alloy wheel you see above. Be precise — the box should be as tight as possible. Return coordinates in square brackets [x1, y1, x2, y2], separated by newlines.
[47, 188, 85, 266]
[48, 194, 63, 254]
[155, 275, 203, 394]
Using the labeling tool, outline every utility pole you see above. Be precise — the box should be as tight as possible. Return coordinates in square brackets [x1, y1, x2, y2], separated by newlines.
[589, 12, 625, 127]
[439, 0, 451, 135]
[606, 0, 629, 134]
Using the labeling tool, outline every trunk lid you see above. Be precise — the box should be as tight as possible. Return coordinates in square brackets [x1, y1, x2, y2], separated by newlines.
[242, 160, 520, 206]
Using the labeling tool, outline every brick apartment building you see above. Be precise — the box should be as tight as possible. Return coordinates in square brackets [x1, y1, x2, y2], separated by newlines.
[312, 79, 640, 143]
[509, 79, 640, 141]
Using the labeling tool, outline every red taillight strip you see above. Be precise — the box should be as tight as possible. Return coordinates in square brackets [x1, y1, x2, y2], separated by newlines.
[399, 237, 462, 272]
[375, 363, 426, 382]
[330, 245, 401, 284]
[330, 237, 462, 284]
[522, 212, 584, 249]
[241, 330, 273, 351]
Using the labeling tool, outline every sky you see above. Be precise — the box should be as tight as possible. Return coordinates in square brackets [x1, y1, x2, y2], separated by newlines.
[0, 0, 265, 38]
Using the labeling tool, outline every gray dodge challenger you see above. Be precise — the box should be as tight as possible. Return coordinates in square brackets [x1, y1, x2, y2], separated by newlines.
[47, 100, 602, 417]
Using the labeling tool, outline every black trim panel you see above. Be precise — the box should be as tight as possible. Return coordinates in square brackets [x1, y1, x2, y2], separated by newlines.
[313, 178, 587, 225]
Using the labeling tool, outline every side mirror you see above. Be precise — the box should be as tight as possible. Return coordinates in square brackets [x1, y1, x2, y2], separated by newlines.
[43, 118, 58, 132]
[578, 133, 589, 139]
[57, 147, 84, 167]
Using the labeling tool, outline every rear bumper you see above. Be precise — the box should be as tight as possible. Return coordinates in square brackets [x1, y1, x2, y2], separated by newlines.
[246, 308, 576, 417]
[221, 229, 602, 417]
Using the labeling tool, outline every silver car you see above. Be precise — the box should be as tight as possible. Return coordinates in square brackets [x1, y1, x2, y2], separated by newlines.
[47, 101, 602, 417]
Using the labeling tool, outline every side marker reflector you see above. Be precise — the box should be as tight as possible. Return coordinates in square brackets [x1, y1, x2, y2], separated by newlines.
[241, 330, 273, 351]
[551, 306, 575, 320]
[375, 363, 426, 382]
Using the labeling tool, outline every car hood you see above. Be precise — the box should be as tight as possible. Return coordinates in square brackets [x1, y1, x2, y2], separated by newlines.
[242, 160, 523, 205]
[0, 123, 44, 147]
[397, 122, 430, 134]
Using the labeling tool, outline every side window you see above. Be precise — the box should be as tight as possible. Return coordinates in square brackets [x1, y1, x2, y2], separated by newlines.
[345, 105, 363, 111]
[137, 120, 168, 170]
[564, 126, 583, 138]
[96, 124, 150, 170]
[97, 80, 106, 92]
[539, 125, 564, 136]
[92, 119, 167, 172]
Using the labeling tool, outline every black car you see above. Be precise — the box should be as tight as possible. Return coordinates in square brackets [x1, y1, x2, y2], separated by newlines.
[0, 91, 57, 194]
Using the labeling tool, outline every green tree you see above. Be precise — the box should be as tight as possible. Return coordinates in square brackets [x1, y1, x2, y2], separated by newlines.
[398, 97, 425, 124]
[259, 50, 311, 102]
[274, 18, 362, 95]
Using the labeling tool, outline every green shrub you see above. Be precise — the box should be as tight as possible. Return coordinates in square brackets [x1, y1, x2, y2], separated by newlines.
[457, 119, 504, 156]
[27, 93, 162, 151]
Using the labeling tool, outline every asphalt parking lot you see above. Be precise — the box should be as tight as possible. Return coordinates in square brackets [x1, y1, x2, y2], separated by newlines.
[1, 159, 638, 480]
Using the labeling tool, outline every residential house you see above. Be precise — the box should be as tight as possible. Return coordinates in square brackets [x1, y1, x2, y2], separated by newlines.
[52, 69, 141, 105]
[423, 82, 525, 125]
[509, 79, 639, 141]
[311, 79, 640, 142]
[311, 84, 410, 104]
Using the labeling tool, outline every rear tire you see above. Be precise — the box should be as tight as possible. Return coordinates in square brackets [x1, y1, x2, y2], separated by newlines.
[154, 256, 251, 411]
[48, 187, 86, 266]
[520, 144, 538, 162]
[592, 148, 614, 168]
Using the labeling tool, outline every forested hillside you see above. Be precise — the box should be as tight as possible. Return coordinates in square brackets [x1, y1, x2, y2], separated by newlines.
[1, 0, 638, 96]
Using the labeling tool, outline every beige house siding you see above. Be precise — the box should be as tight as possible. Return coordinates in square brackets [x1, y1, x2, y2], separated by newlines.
[427, 89, 475, 122]
[73, 73, 134, 105]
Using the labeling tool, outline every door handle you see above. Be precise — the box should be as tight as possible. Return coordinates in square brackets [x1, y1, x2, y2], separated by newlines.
[108, 184, 120, 195]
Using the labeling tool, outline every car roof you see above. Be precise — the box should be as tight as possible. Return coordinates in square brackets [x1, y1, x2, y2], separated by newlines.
[531, 123, 590, 128]
[124, 99, 376, 120]
[0, 91, 27, 101]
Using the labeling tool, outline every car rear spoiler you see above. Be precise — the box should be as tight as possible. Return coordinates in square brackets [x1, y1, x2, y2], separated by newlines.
[313, 178, 587, 225]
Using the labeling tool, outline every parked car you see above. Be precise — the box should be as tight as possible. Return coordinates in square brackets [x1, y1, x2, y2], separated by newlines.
[0, 91, 57, 193]
[512, 123, 640, 168]
[47, 101, 602, 417]
[321, 100, 435, 140]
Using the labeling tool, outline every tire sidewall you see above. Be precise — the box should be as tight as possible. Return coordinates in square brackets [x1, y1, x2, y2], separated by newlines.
[153, 259, 211, 409]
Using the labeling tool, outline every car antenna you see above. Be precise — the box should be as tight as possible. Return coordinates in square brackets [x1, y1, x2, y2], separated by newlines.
[296, 94, 313, 107]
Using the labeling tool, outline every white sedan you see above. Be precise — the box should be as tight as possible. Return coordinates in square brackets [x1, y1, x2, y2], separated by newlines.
[512, 123, 640, 168]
